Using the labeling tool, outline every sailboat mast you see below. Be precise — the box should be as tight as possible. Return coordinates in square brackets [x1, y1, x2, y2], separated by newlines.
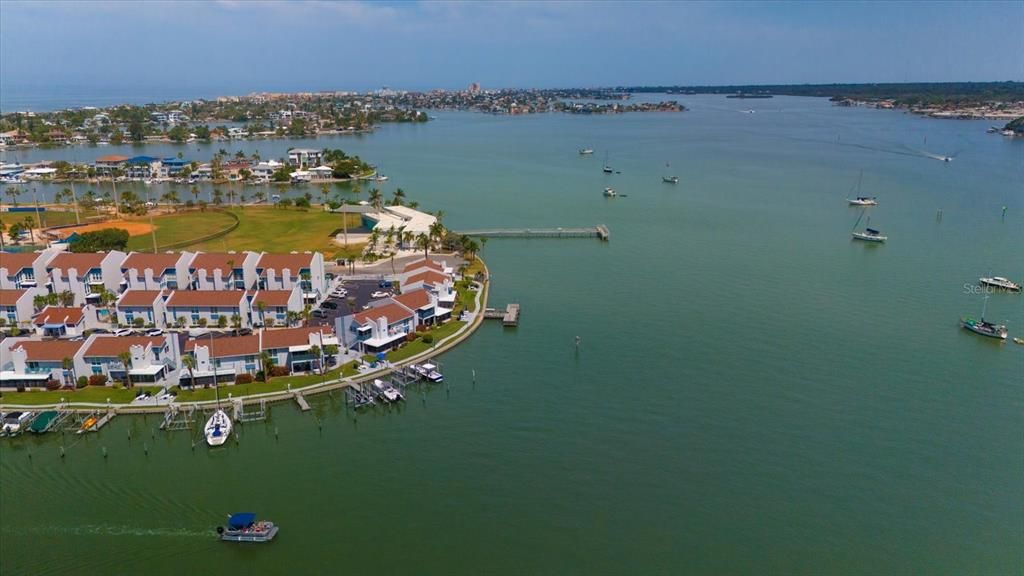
[210, 332, 220, 408]
[981, 295, 989, 321]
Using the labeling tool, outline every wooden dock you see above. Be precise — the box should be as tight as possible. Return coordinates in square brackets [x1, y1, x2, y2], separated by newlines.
[459, 225, 609, 241]
[484, 303, 520, 327]
[294, 393, 310, 412]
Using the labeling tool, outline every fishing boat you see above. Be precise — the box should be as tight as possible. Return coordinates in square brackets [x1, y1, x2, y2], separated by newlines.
[28, 411, 59, 434]
[979, 276, 1022, 293]
[846, 171, 877, 205]
[960, 296, 1008, 340]
[578, 148, 594, 155]
[217, 513, 278, 543]
[420, 362, 444, 383]
[603, 187, 617, 197]
[1, 412, 33, 436]
[372, 379, 403, 403]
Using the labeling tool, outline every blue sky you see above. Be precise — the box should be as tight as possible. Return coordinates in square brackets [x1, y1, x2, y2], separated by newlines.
[1, 0, 1021, 96]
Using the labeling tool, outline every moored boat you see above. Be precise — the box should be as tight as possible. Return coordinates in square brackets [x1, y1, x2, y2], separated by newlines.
[603, 187, 617, 197]
[28, 411, 59, 434]
[847, 197, 878, 206]
[662, 176, 679, 184]
[578, 148, 594, 155]
[1013, 337, 1024, 345]
[852, 227, 886, 242]
[979, 276, 1022, 292]
[1, 412, 33, 436]
[204, 409, 232, 446]
[960, 317, 1008, 339]
[217, 513, 278, 543]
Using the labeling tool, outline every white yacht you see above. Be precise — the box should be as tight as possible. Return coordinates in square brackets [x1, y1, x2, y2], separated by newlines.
[603, 187, 617, 197]
[979, 276, 1021, 292]
[579, 148, 594, 155]
[204, 409, 232, 446]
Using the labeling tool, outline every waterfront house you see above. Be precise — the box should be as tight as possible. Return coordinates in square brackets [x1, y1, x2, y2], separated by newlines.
[401, 269, 456, 309]
[249, 288, 302, 327]
[287, 148, 324, 168]
[255, 251, 326, 302]
[32, 305, 95, 337]
[0, 338, 85, 388]
[361, 205, 438, 237]
[182, 334, 261, 386]
[115, 290, 168, 329]
[393, 288, 451, 328]
[252, 160, 284, 182]
[81, 335, 175, 385]
[46, 251, 127, 306]
[162, 157, 190, 177]
[340, 302, 415, 354]
[0, 288, 37, 327]
[189, 251, 259, 291]
[125, 156, 164, 179]
[121, 251, 193, 291]
[260, 326, 337, 373]
[0, 250, 56, 290]
[94, 155, 129, 177]
[165, 290, 250, 329]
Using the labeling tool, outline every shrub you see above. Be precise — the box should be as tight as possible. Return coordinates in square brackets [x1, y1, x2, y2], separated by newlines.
[45, 380, 61, 391]
[88, 375, 108, 387]
[16, 385, 25, 393]
[77, 376, 88, 389]
[405, 333, 418, 343]
[10, 326, 20, 336]
[197, 317, 208, 328]
[132, 317, 145, 328]
[217, 316, 228, 328]
[235, 374, 254, 385]
[422, 334, 434, 344]
[0, 318, 6, 327]
[269, 366, 290, 377]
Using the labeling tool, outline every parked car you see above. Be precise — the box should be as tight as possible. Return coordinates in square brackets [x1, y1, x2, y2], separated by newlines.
[379, 280, 393, 289]
[322, 301, 338, 310]
[232, 328, 253, 336]
[146, 329, 164, 337]
[312, 309, 328, 318]
[113, 328, 132, 337]
[370, 291, 390, 299]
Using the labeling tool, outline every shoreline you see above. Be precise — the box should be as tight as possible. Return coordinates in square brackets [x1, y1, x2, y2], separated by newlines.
[0, 258, 490, 414]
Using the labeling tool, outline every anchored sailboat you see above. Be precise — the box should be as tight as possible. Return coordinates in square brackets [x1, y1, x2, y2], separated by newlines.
[203, 334, 233, 446]
[662, 162, 678, 184]
[846, 171, 877, 206]
[960, 295, 1008, 340]
[851, 212, 887, 242]
[603, 152, 613, 174]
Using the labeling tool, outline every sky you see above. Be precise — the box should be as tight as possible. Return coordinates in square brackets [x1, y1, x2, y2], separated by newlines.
[1, 0, 1022, 102]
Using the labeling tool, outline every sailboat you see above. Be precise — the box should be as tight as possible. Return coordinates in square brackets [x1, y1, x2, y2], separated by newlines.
[851, 213, 887, 242]
[960, 295, 1008, 340]
[204, 338, 233, 446]
[579, 148, 594, 155]
[846, 171, 877, 206]
[603, 152, 613, 174]
[662, 162, 679, 184]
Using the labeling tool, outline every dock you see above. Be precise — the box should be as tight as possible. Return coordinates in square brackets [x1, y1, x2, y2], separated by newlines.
[484, 303, 520, 327]
[160, 405, 195, 431]
[293, 393, 310, 412]
[459, 225, 609, 241]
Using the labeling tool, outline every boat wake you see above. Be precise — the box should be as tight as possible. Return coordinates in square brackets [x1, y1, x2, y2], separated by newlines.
[5, 523, 212, 538]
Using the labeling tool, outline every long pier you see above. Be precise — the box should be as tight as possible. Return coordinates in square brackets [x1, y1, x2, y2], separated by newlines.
[459, 225, 609, 241]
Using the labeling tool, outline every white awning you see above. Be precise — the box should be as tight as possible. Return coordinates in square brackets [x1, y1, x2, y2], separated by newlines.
[288, 344, 312, 353]
[129, 364, 167, 376]
[0, 371, 50, 381]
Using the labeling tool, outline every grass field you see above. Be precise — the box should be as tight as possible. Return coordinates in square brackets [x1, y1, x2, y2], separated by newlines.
[170, 362, 359, 402]
[0, 385, 159, 406]
[125, 209, 236, 251]
[123, 207, 363, 257]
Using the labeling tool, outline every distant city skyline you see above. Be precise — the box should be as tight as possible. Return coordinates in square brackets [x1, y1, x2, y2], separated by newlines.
[1, 0, 1022, 104]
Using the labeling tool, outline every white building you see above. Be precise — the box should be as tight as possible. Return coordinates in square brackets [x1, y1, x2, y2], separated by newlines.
[287, 148, 324, 168]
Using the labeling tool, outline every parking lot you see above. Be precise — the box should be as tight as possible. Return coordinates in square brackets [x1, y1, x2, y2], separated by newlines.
[309, 278, 396, 329]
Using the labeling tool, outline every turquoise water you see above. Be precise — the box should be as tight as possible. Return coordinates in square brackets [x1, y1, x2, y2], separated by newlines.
[2, 96, 1022, 574]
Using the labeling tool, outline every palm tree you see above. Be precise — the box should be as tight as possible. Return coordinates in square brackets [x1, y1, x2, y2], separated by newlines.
[181, 355, 197, 389]
[118, 351, 134, 388]
[428, 220, 446, 251]
[23, 216, 35, 245]
[309, 344, 322, 374]
[391, 187, 406, 206]
[0, 219, 6, 250]
[351, 180, 362, 203]
[260, 351, 275, 383]
[4, 186, 23, 207]
[255, 301, 267, 326]
[301, 304, 311, 326]
[226, 188, 237, 206]
[320, 184, 330, 206]
[367, 187, 383, 210]
[231, 313, 241, 329]
[286, 310, 301, 327]
[212, 189, 223, 205]
[190, 185, 200, 204]
[59, 291, 75, 307]
[415, 232, 430, 258]
[61, 357, 74, 388]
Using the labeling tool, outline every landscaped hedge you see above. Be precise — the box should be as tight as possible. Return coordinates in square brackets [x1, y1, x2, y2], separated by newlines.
[88, 375, 108, 386]
[235, 374, 254, 384]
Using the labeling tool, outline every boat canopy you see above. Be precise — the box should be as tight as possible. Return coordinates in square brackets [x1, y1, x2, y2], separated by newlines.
[228, 513, 256, 529]
[866, 228, 881, 234]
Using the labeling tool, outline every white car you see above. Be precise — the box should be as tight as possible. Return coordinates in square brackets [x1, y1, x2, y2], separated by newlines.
[146, 329, 164, 337]
[370, 291, 390, 299]
[113, 328, 132, 337]
[332, 289, 348, 297]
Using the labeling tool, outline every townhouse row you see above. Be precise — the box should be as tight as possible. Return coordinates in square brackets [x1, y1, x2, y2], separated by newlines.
[0, 326, 337, 389]
[0, 248, 328, 326]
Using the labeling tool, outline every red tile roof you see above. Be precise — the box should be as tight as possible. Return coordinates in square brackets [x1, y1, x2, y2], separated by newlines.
[84, 336, 165, 358]
[48, 252, 106, 271]
[404, 270, 448, 286]
[0, 251, 45, 272]
[122, 252, 183, 272]
[15, 340, 85, 361]
[184, 335, 260, 358]
[403, 258, 443, 273]
[33, 306, 85, 326]
[117, 290, 164, 307]
[0, 289, 27, 306]
[394, 289, 431, 311]
[190, 252, 242, 275]
[261, 326, 331, 350]
[354, 302, 413, 326]
[252, 290, 294, 307]
[257, 253, 313, 275]
[96, 155, 129, 163]
[166, 290, 245, 307]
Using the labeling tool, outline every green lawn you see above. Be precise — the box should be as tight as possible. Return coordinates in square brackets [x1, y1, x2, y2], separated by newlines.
[0, 385, 159, 406]
[170, 363, 359, 402]
[125, 206, 363, 256]
[125, 209, 237, 251]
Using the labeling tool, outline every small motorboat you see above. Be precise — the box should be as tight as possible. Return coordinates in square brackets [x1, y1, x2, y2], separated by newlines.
[662, 176, 679, 184]
[1, 412, 33, 436]
[960, 317, 1008, 340]
[420, 362, 444, 383]
[79, 415, 98, 433]
[579, 148, 594, 155]
[847, 197, 878, 206]
[372, 379, 404, 403]
[979, 276, 1022, 293]
[217, 513, 278, 543]
[204, 409, 232, 447]
[603, 187, 617, 197]
[852, 227, 887, 242]
[1013, 337, 1024, 345]
[602, 165, 613, 174]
